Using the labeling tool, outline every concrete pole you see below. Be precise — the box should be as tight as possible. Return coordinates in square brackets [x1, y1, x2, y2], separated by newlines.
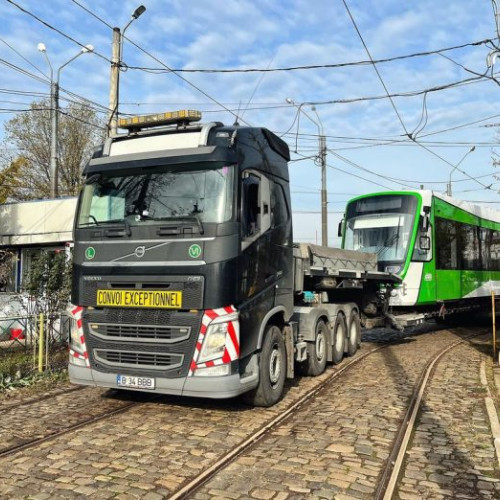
[320, 135, 328, 246]
[108, 27, 121, 137]
[49, 81, 59, 198]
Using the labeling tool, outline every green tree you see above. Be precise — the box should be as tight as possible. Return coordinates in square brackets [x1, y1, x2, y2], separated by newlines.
[1, 99, 104, 201]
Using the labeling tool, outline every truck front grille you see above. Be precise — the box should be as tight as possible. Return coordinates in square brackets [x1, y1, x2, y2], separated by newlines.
[88, 322, 190, 343]
[83, 307, 202, 378]
[94, 349, 183, 371]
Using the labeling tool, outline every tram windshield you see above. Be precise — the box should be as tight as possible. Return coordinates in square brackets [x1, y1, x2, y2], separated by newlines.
[343, 194, 418, 272]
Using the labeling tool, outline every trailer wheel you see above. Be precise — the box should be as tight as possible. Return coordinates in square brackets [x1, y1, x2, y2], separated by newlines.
[299, 319, 328, 376]
[332, 313, 346, 365]
[243, 324, 286, 407]
[346, 309, 361, 356]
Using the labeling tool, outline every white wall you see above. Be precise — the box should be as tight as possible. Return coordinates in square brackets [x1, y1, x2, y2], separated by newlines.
[0, 198, 77, 246]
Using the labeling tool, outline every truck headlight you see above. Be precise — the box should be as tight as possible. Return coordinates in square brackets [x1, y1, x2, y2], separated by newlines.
[69, 317, 84, 352]
[199, 322, 228, 363]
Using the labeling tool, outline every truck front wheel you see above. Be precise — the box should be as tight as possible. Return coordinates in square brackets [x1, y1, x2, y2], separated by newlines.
[243, 324, 286, 407]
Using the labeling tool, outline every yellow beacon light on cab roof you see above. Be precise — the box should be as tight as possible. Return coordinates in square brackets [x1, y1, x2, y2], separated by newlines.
[118, 110, 202, 130]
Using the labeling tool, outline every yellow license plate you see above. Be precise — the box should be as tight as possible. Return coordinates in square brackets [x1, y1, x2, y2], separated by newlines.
[96, 289, 182, 309]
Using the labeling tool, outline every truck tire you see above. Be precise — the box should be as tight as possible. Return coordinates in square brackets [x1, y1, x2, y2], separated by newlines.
[346, 309, 361, 356]
[243, 324, 286, 407]
[332, 312, 346, 365]
[299, 319, 328, 376]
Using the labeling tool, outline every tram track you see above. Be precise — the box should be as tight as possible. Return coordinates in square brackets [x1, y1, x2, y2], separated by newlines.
[169, 328, 490, 499]
[0, 398, 144, 458]
[374, 331, 486, 500]
[168, 341, 392, 499]
[0, 384, 85, 413]
[0, 340, 389, 466]
[0, 387, 160, 459]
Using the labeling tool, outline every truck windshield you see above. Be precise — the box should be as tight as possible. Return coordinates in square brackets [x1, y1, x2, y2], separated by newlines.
[77, 165, 235, 227]
[343, 194, 418, 267]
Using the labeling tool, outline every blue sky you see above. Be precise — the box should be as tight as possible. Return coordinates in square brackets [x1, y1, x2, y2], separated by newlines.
[1, 0, 500, 245]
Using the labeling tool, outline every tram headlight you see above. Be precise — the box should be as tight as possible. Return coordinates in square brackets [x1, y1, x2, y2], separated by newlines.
[385, 265, 402, 274]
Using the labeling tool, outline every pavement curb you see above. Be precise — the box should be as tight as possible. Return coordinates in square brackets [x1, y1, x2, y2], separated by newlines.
[481, 360, 500, 468]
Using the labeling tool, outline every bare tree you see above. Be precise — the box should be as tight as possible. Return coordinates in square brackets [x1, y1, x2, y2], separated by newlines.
[1, 99, 104, 201]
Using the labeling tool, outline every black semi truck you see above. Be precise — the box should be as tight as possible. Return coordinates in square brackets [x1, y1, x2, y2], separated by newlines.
[68, 110, 398, 406]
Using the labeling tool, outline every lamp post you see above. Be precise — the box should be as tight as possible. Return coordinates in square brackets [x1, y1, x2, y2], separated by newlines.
[286, 98, 328, 246]
[108, 5, 146, 137]
[38, 43, 94, 198]
[446, 145, 476, 197]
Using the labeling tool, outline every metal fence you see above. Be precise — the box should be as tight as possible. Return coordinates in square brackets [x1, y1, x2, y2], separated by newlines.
[0, 313, 70, 372]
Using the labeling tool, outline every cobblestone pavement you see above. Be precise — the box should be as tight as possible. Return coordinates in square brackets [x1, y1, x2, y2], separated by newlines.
[0, 326, 497, 499]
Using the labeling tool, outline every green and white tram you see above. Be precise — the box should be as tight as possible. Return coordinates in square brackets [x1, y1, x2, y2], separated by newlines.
[342, 190, 500, 316]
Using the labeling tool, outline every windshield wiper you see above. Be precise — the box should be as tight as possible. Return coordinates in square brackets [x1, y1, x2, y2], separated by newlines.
[99, 218, 132, 236]
[152, 216, 204, 235]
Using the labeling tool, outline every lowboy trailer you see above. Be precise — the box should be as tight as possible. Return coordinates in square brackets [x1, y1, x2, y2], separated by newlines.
[68, 110, 398, 406]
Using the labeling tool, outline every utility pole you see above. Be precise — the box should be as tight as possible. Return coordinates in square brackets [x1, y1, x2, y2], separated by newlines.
[319, 134, 328, 246]
[286, 98, 329, 246]
[107, 5, 146, 138]
[49, 79, 59, 198]
[108, 27, 121, 137]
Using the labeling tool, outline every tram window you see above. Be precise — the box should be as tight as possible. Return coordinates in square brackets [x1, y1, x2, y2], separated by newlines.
[459, 224, 479, 270]
[491, 231, 500, 270]
[436, 218, 458, 270]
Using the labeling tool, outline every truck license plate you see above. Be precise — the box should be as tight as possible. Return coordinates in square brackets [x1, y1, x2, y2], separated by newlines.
[117, 374, 155, 390]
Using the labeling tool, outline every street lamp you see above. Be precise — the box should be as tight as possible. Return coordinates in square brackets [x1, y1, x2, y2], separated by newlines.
[108, 4, 147, 137]
[446, 146, 476, 197]
[38, 43, 94, 198]
[286, 98, 328, 246]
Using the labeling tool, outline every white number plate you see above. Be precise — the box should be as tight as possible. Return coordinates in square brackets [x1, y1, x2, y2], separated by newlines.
[116, 374, 155, 390]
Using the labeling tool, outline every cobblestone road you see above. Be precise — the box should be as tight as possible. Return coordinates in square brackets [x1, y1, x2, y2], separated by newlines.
[0, 326, 498, 499]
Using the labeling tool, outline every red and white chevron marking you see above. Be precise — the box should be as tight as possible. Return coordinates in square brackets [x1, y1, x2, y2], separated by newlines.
[69, 305, 90, 367]
[189, 305, 239, 376]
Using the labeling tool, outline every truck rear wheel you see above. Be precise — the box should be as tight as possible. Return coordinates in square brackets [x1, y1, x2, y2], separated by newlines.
[332, 313, 346, 365]
[299, 319, 328, 376]
[243, 324, 286, 407]
[346, 309, 361, 356]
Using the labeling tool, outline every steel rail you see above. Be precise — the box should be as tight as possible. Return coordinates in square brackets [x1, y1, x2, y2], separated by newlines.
[168, 342, 389, 500]
[374, 330, 487, 500]
[0, 384, 85, 413]
[0, 395, 159, 459]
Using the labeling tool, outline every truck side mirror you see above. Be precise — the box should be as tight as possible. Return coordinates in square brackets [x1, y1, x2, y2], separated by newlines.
[338, 219, 344, 238]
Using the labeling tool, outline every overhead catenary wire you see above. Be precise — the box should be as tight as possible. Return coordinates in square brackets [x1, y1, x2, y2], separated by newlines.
[67, 0, 250, 126]
[119, 38, 496, 73]
[339, 0, 494, 193]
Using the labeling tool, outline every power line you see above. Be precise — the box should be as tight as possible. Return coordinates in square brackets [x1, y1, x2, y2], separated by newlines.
[0, 37, 48, 81]
[68, 0, 248, 125]
[123, 38, 495, 73]
[5, 0, 110, 64]
[341, 0, 410, 137]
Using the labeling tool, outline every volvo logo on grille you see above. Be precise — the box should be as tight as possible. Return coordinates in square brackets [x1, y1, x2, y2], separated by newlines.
[134, 246, 146, 258]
